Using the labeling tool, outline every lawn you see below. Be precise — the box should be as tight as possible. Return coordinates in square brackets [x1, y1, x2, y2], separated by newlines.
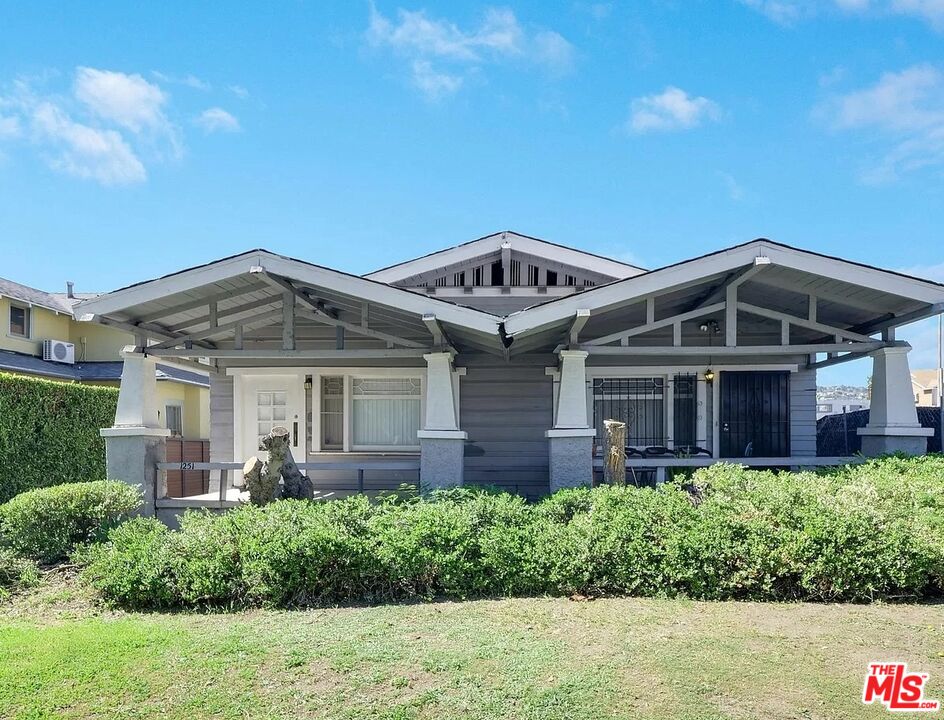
[0, 575, 941, 719]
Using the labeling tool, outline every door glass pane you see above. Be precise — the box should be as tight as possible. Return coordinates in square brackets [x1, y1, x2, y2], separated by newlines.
[257, 391, 288, 447]
[673, 374, 697, 450]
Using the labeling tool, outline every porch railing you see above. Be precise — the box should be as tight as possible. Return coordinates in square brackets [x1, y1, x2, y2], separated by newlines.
[591, 454, 860, 485]
[155, 459, 421, 509]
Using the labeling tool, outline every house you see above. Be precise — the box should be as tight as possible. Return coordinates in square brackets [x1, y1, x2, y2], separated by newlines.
[815, 397, 869, 420]
[911, 369, 943, 407]
[0, 276, 210, 439]
[73, 232, 944, 517]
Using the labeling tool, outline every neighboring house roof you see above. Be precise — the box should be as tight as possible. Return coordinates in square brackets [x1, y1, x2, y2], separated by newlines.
[0, 277, 76, 314]
[0, 350, 209, 387]
[912, 369, 942, 390]
[363, 230, 646, 284]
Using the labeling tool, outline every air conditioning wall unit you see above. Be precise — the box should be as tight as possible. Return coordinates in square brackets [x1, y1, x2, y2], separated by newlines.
[43, 339, 75, 365]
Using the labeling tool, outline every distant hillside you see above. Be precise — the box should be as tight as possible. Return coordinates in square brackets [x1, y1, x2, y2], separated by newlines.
[817, 385, 869, 402]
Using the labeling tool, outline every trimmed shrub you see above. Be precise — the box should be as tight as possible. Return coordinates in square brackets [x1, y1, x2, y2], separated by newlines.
[0, 372, 118, 502]
[79, 457, 944, 609]
[0, 546, 38, 601]
[0, 480, 141, 562]
[81, 517, 176, 609]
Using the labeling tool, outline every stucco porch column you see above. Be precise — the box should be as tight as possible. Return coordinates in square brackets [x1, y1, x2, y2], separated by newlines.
[858, 343, 932, 456]
[418, 351, 466, 493]
[546, 350, 594, 492]
[100, 350, 170, 516]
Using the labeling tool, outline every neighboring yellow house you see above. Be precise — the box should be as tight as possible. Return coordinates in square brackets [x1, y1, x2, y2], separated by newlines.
[0, 277, 209, 439]
[911, 369, 942, 408]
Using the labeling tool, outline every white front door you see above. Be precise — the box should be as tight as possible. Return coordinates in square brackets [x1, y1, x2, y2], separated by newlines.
[238, 373, 306, 462]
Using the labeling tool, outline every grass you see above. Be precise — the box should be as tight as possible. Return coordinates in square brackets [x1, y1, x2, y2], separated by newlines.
[0, 574, 942, 719]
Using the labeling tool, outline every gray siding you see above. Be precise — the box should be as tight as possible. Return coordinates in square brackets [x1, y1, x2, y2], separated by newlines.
[791, 367, 817, 458]
[459, 361, 552, 498]
[209, 374, 234, 463]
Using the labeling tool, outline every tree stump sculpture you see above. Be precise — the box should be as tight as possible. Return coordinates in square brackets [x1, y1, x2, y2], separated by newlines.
[603, 419, 627, 487]
[242, 426, 314, 505]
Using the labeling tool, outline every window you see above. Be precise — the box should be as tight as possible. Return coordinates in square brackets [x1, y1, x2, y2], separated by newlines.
[434, 276, 447, 287]
[165, 404, 183, 437]
[9, 305, 29, 338]
[591, 375, 697, 448]
[472, 266, 484, 286]
[546, 270, 558, 286]
[490, 260, 504, 286]
[315, 374, 422, 451]
[565, 274, 577, 287]
[352, 377, 421, 448]
[453, 271, 466, 287]
[320, 376, 344, 450]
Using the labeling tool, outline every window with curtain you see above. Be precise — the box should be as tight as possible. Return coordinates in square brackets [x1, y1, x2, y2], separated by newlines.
[352, 377, 421, 448]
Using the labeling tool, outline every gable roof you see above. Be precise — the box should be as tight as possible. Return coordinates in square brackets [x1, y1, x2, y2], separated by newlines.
[363, 230, 646, 284]
[75, 248, 502, 337]
[0, 277, 75, 314]
[502, 238, 944, 339]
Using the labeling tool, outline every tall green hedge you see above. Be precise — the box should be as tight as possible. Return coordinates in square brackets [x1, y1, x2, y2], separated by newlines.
[0, 372, 118, 502]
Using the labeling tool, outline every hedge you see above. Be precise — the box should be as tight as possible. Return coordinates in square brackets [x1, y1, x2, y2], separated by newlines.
[0, 373, 117, 502]
[81, 455, 944, 609]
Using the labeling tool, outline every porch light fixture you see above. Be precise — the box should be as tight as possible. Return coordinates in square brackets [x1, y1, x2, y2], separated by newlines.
[700, 320, 720, 385]
[304, 376, 313, 390]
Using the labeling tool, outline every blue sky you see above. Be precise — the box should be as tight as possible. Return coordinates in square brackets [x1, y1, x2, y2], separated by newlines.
[1, 1, 943, 384]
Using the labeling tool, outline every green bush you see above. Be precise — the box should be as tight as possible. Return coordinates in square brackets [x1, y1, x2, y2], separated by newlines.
[80, 517, 176, 609]
[80, 456, 944, 609]
[0, 480, 141, 562]
[0, 373, 118, 502]
[0, 546, 38, 601]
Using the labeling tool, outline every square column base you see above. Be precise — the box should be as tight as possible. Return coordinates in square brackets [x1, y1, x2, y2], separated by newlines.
[101, 427, 170, 517]
[858, 426, 932, 457]
[419, 430, 467, 494]
[546, 428, 595, 493]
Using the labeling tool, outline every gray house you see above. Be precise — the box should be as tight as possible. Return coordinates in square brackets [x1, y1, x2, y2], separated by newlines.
[76, 232, 944, 517]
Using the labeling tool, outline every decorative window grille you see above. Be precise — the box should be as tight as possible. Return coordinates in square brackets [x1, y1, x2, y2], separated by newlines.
[673, 374, 697, 449]
[592, 378, 665, 446]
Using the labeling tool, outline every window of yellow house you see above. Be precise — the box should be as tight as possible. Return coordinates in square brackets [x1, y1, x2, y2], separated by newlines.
[9, 305, 30, 338]
[165, 404, 183, 437]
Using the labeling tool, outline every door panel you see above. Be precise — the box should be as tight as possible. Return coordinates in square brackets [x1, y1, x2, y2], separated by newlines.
[720, 371, 790, 458]
[239, 374, 305, 462]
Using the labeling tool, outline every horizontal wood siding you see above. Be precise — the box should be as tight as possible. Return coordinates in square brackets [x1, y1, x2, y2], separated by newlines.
[209, 374, 235, 463]
[460, 362, 552, 499]
[791, 367, 817, 457]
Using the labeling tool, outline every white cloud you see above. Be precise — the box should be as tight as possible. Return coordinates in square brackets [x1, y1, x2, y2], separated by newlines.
[410, 60, 463, 100]
[0, 114, 20, 139]
[195, 107, 241, 133]
[817, 64, 944, 182]
[366, 4, 574, 98]
[718, 171, 745, 200]
[31, 101, 146, 185]
[628, 86, 722, 133]
[228, 84, 250, 99]
[152, 71, 211, 91]
[741, 0, 944, 28]
[75, 67, 169, 134]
